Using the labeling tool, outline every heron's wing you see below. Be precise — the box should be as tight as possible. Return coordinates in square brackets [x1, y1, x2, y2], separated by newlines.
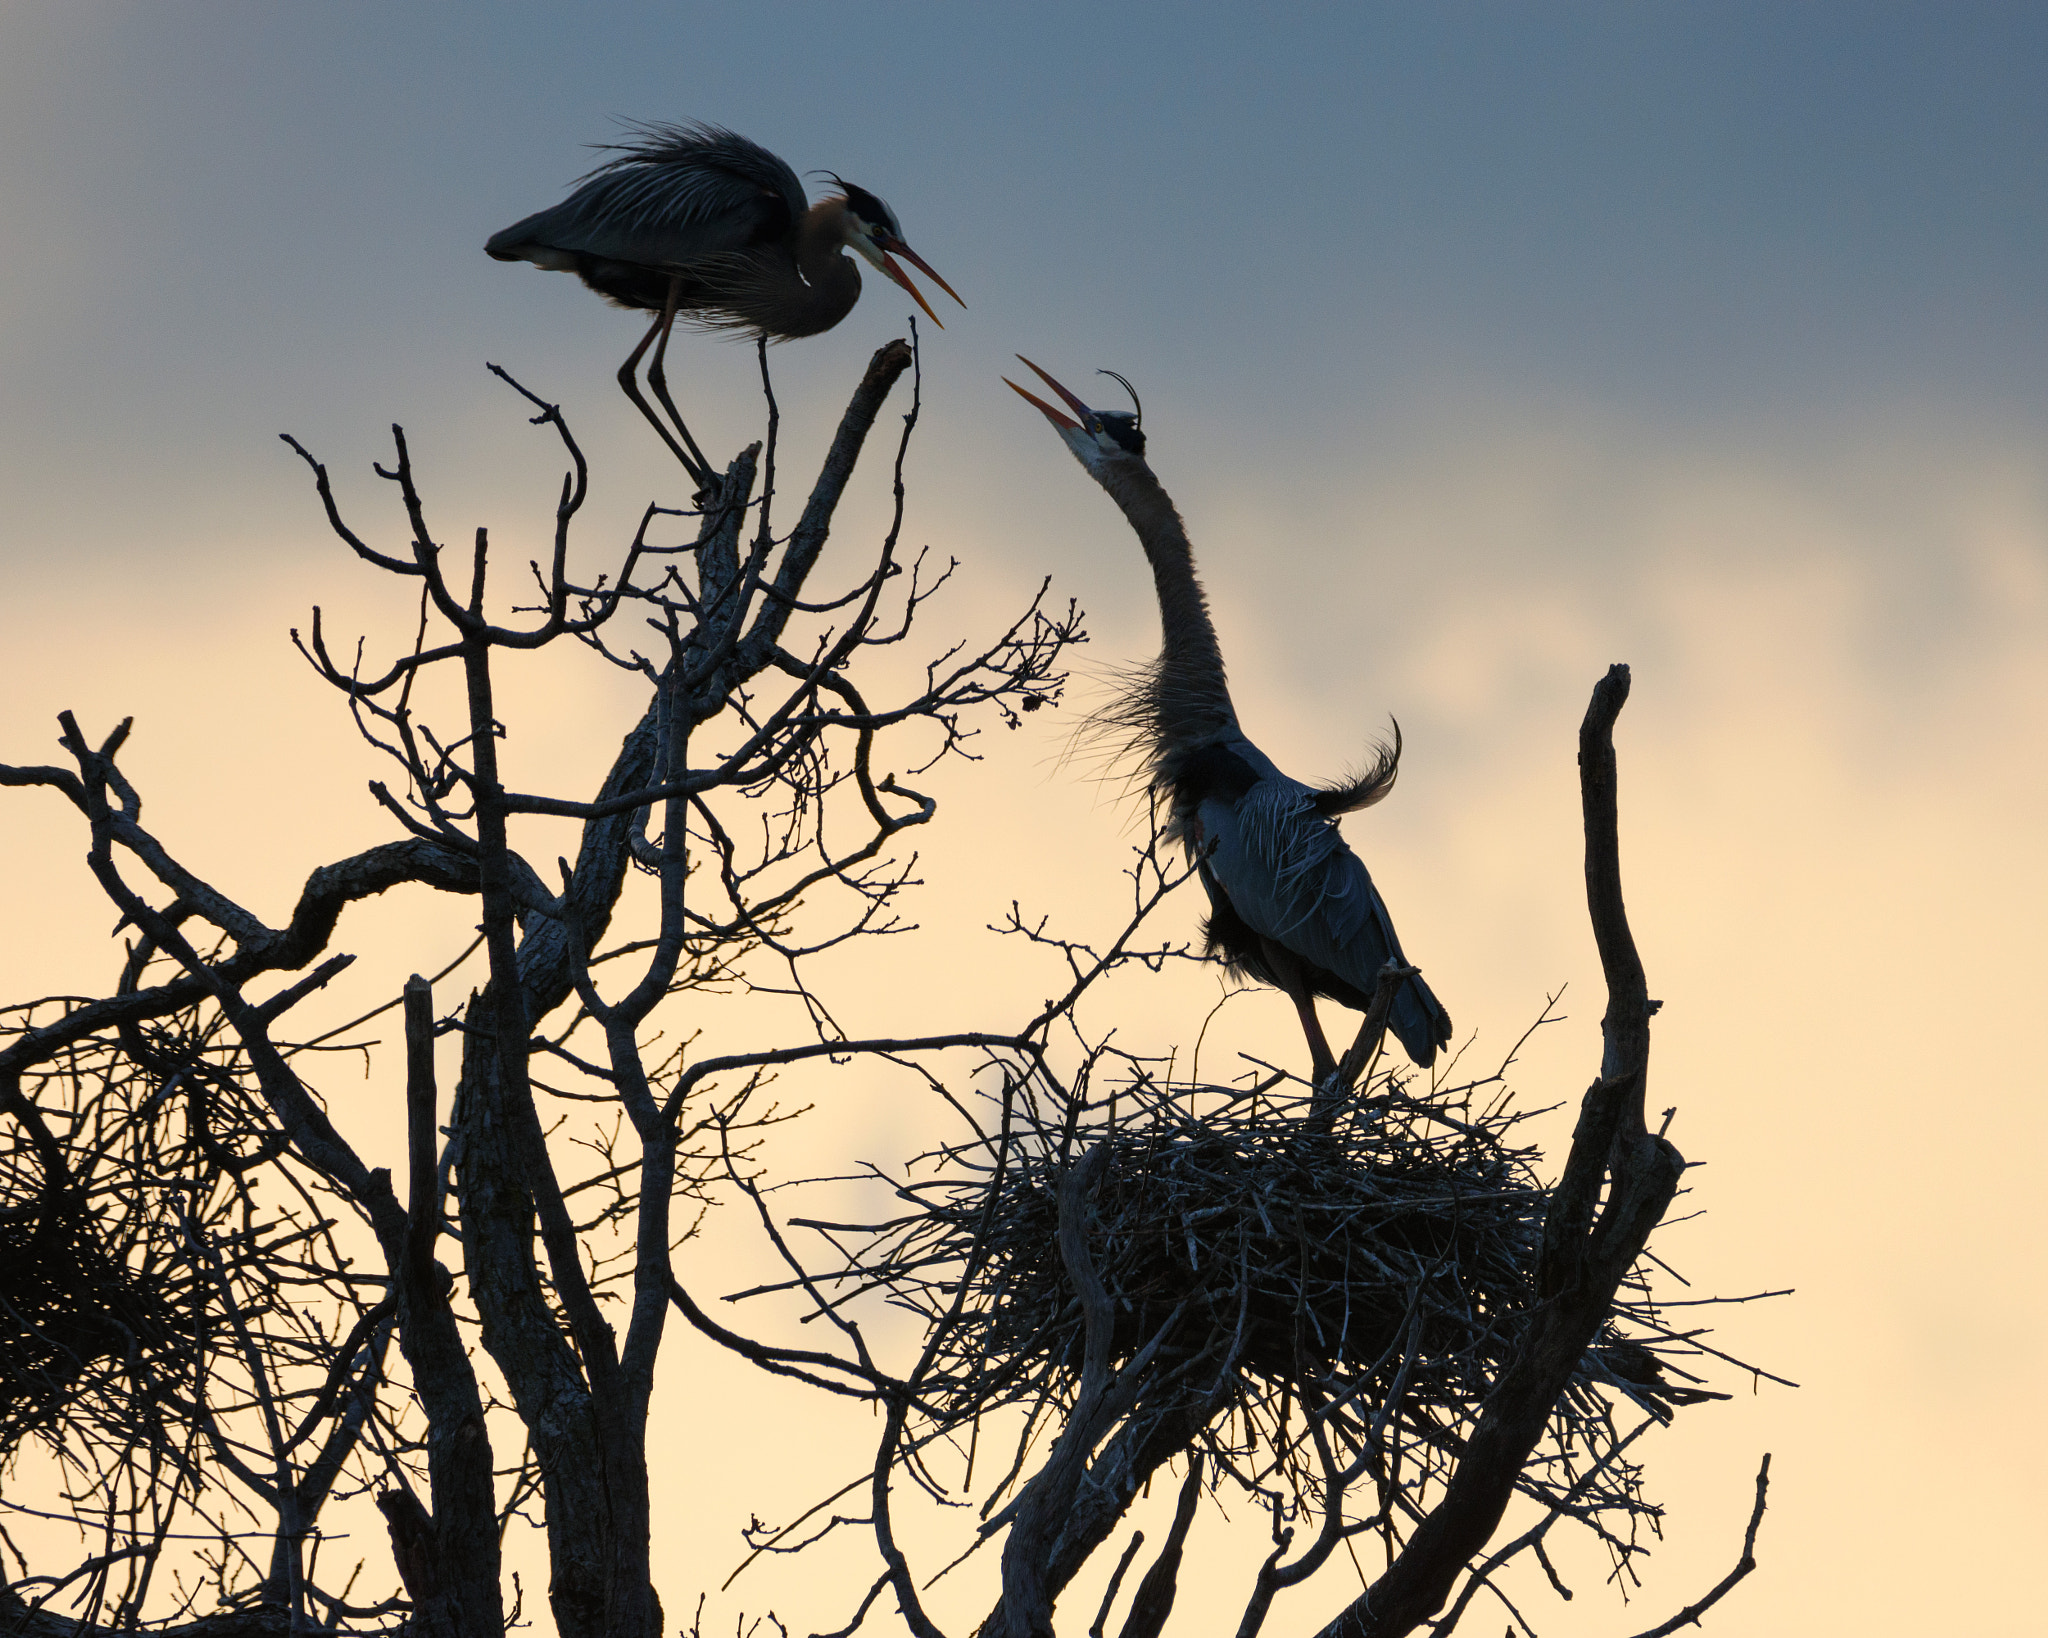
[1201, 777, 1451, 1064]
[1208, 780, 1403, 963]
[489, 122, 808, 270]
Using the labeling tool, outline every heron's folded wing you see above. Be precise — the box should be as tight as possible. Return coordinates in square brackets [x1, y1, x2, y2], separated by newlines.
[1206, 781, 1405, 977]
[489, 125, 806, 269]
[491, 177, 787, 270]
[1216, 780, 1451, 1061]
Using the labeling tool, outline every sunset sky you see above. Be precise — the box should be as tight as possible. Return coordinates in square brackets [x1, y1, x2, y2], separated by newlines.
[3, 6, 2044, 1635]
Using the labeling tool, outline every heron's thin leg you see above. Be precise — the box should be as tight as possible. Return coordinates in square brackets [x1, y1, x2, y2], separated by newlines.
[645, 278, 717, 483]
[1292, 991, 1338, 1086]
[617, 301, 711, 489]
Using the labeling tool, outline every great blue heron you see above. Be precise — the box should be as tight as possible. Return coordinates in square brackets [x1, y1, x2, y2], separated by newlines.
[488, 121, 963, 488]
[1007, 358, 1453, 1077]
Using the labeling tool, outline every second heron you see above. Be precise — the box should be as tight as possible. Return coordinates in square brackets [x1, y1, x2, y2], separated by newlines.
[1009, 358, 1454, 1078]
[489, 121, 963, 488]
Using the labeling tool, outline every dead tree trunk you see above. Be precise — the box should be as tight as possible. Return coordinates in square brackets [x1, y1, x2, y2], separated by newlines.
[1308, 664, 1685, 1638]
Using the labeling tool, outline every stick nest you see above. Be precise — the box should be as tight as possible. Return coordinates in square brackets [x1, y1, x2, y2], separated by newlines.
[834, 1068, 1721, 1528]
[917, 1082, 1533, 1417]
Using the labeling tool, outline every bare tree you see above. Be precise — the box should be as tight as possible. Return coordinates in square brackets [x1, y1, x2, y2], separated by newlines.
[4, 335, 1077, 1638]
[4, 338, 1775, 1638]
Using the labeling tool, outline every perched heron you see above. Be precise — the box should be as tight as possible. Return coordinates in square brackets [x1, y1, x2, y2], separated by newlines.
[1007, 359, 1453, 1076]
[488, 121, 962, 488]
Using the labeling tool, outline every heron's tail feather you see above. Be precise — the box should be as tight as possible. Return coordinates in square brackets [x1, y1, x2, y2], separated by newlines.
[1313, 720, 1403, 817]
[1389, 973, 1453, 1070]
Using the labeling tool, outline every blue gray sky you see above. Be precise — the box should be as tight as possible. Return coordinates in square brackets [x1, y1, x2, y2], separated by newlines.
[4, 7, 2044, 1635]
[6, 6, 2046, 492]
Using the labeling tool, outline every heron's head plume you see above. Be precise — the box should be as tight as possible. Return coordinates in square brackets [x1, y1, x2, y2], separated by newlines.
[1005, 357, 1150, 474]
[823, 174, 965, 328]
[1092, 370, 1145, 455]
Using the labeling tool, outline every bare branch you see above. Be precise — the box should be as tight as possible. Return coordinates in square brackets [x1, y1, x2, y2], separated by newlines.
[1620, 1454, 1771, 1638]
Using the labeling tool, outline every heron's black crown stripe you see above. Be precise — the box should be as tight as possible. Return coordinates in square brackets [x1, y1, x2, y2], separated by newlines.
[837, 182, 900, 236]
[1094, 411, 1146, 458]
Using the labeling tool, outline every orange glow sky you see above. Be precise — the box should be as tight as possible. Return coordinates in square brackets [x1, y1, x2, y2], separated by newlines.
[3, 7, 2044, 1634]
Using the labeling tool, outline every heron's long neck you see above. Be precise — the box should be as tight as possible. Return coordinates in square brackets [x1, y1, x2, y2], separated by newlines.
[741, 199, 860, 339]
[1096, 462, 1239, 757]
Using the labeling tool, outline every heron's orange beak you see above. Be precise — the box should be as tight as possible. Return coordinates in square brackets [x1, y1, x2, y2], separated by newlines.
[874, 233, 965, 329]
[1004, 356, 1092, 431]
